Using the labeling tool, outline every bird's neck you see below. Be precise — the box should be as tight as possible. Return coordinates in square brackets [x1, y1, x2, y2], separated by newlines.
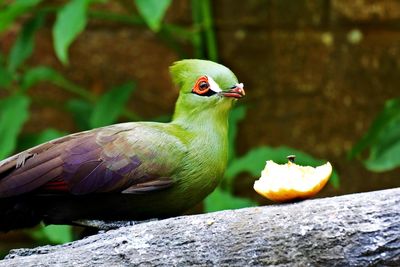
[171, 99, 234, 171]
[172, 105, 230, 172]
[171, 108, 230, 140]
[171, 107, 230, 198]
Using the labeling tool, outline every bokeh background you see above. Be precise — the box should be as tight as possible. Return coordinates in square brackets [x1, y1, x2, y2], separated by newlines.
[0, 0, 399, 257]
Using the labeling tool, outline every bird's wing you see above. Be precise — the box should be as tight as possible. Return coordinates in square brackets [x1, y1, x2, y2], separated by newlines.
[0, 123, 188, 197]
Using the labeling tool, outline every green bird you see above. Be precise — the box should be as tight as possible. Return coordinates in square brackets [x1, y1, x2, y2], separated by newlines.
[0, 59, 245, 231]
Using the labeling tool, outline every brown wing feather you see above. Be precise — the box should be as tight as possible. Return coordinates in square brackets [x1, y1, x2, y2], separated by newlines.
[0, 132, 88, 197]
[0, 123, 179, 198]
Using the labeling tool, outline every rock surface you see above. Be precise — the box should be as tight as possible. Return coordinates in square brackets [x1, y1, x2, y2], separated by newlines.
[1, 188, 399, 266]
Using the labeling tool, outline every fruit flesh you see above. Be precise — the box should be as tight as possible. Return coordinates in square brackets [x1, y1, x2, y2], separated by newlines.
[253, 160, 332, 202]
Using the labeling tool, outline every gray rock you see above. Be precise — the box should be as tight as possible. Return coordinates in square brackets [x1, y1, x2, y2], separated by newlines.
[2, 188, 400, 266]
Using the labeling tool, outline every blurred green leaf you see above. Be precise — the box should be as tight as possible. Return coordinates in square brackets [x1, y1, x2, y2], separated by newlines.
[22, 66, 92, 99]
[227, 105, 246, 161]
[0, 0, 42, 32]
[21, 66, 64, 90]
[0, 64, 12, 88]
[349, 98, 400, 159]
[7, 13, 44, 73]
[18, 128, 67, 151]
[30, 225, 73, 244]
[134, 0, 172, 32]
[225, 146, 340, 189]
[34, 128, 67, 144]
[53, 0, 91, 64]
[349, 98, 400, 172]
[0, 94, 30, 160]
[67, 99, 93, 130]
[364, 120, 400, 172]
[90, 82, 135, 128]
[205, 187, 256, 212]
[162, 24, 195, 42]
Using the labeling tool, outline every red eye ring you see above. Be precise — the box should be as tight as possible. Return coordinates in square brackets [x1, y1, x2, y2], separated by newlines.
[192, 76, 210, 95]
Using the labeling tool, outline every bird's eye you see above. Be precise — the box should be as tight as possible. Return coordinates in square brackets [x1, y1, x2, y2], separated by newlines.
[192, 76, 212, 96]
[199, 81, 209, 90]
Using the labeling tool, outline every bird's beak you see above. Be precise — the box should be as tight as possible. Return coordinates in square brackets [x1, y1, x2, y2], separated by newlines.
[219, 83, 245, 99]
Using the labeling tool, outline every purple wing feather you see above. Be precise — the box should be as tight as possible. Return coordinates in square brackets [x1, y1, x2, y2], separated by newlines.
[0, 123, 176, 198]
[61, 133, 141, 194]
[0, 143, 64, 197]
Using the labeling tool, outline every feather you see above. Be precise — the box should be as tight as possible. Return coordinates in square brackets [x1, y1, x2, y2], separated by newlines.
[122, 177, 173, 194]
[2, 124, 180, 196]
[0, 157, 63, 197]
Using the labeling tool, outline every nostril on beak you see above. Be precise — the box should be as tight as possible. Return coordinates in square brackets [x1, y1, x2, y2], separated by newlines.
[235, 83, 245, 96]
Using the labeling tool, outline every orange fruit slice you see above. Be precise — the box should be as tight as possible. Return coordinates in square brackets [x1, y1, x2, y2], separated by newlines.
[253, 157, 332, 202]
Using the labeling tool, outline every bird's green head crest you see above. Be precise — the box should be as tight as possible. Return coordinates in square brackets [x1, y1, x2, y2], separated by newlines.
[170, 59, 245, 123]
[170, 59, 238, 91]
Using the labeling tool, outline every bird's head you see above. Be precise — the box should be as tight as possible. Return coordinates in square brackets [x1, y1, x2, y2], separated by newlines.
[170, 59, 245, 123]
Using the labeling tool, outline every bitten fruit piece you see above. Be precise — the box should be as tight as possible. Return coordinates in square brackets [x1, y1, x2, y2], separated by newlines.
[253, 156, 332, 202]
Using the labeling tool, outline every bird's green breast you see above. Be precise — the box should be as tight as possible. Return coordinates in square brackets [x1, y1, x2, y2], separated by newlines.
[122, 111, 228, 216]
[167, 100, 232, 214]
[105, 117, 225, 217]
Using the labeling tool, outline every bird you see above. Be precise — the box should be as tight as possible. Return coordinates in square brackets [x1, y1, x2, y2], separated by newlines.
[0, 59, 245, 231]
